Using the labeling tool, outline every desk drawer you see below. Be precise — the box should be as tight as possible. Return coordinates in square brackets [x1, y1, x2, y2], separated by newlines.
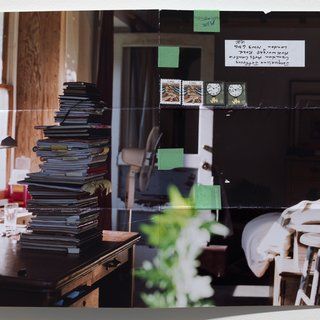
[92, 249, 129, 283]
[69, 288, 99, 308]
[55, 287, 99, 308]
[60, 249, 129, 296]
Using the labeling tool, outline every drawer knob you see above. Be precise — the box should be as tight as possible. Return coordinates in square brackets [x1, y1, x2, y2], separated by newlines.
[105, 258, 121, 270]
[17, 268, 27, 277]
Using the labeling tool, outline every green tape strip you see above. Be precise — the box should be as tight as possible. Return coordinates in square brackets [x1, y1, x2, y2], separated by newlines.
[193, 10, 220, 33]
[194, 184, 222, 210]
[157, 148, 184, 170]
[158, 46, 180, 68]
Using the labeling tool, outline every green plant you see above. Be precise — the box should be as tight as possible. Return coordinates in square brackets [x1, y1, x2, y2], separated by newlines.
[136, 185, 229, 307]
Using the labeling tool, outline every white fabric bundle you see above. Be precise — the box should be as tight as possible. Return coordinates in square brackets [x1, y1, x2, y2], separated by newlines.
[242, 200, 320, 277]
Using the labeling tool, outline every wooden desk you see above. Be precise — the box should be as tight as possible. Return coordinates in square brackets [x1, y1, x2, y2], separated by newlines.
[273, 228, 317, 306]
[0, 230, 140, 307]
[273, 256, 301, 306]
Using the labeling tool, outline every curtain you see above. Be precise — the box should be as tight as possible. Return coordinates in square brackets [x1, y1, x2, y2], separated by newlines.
[121, 47, 159, 149]
[96, 11, 114, 230]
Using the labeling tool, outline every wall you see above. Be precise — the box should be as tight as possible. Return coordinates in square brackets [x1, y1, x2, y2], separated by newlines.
[15, 12, 63, 172]
[0, 13, 3, 78]
[0, 89, 9, 190]
[0, 13, 7, 189]
[13, 11, 98, 173]
[65, 12, 97, 83]
[214, 15, 320, 207]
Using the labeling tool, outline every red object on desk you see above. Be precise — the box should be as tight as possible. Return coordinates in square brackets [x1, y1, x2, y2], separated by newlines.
[6, 185, 31, 207]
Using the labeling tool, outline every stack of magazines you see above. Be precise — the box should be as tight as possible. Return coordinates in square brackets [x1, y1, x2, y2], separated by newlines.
[19, 82, 110, 254]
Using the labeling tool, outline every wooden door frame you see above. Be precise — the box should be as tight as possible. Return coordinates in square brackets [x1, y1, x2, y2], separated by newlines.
[2, 13, 9, 84]
[2, 84, 14, 186]
[2, 13, 19, 187]
[112, 33, 215, 230]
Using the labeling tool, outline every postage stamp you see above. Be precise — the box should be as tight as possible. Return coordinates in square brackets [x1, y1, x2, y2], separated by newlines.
[204, 81, 225, 106]
[226, 82, 247, 106]
[160, 79, 182, 105]
[182, 81, 203, 106]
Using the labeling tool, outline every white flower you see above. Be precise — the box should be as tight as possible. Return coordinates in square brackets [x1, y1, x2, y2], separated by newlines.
[171, 213, 221, 306]
[142, 261, 153, 270]
[188, 276, 214, 301]
[140, 204, 229, 307]
[211, 223, 229, 237]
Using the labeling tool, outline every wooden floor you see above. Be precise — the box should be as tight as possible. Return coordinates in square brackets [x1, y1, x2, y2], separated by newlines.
[134, 281, 272, 307]
[212, 285, 271, 306]
[133, 245, 273, 307]
[132, 210, 279, 307]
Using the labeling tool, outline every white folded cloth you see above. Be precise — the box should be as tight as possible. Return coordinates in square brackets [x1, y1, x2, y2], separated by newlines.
[242, 212, 282, 277]
[242, 200, 320, 277]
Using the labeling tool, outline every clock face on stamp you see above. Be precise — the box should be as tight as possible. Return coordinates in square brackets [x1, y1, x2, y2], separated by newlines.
[228, 84, 243, 97]
[207, 83, 221, 96]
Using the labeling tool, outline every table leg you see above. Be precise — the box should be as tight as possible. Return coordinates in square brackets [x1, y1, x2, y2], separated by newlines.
[99, 246, 136, 307]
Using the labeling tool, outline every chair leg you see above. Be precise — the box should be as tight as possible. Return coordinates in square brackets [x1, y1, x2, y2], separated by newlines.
[273, 268, 282, 306]
[295, 246, 316, 306]
[310, 249, 320, 305]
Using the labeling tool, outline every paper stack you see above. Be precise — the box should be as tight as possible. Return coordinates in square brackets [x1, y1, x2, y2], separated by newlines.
[19, 82, 110, 254]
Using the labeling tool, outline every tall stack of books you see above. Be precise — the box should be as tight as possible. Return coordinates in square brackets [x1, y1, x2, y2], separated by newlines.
[19, 82, 110, 254]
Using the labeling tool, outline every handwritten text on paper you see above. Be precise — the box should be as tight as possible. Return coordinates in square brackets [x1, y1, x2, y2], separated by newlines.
[225, 40, 305, 67]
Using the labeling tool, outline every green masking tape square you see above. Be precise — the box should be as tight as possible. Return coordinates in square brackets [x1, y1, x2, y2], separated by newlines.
[157, 148, 184, 170]
[158, 46, 180, 68]
[193, 10, 220, 33]
[194, 184, 222, 210]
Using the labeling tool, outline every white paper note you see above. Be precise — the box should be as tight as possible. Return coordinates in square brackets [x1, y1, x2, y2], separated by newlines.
[225, 40, 305, 67]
